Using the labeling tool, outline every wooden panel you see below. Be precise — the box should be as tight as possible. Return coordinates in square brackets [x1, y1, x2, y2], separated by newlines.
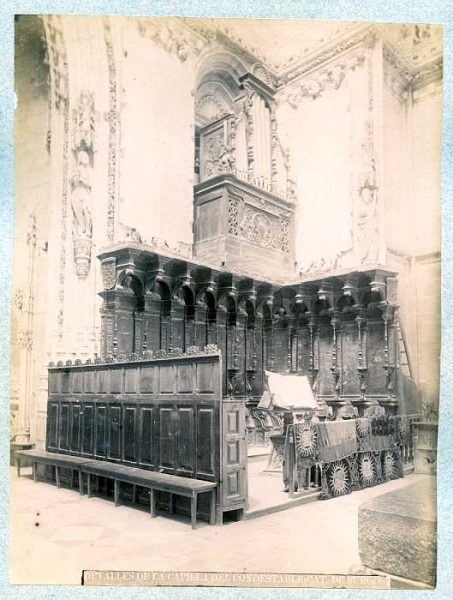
[46, 402, 59, 450]
[84, 370, 95, 393]
[61, 371, 70, 394]
[341, 324, 360, 395]
[159, 366, 175, 394]
[81, 404, 94, 455]
[139, 366, 154, 393]
[139, 407, 154, 466]
[176, 406, 195, 475]
[108, 404, 122, 460]
[59, 403, 70, 451]
[367, 321, 387, 394]
[318, 325, 335, 395]
[95, 404, 108, 457]
[158, 406, 174, 470]
[110, 369, 122, 394]
[123, 405, 137, 463]
[48, 371, 59, 394]
[196, 406, 215, 479]
[71, 371, 83, 393]
[97, 369, 109, 394]
[177, 364, 193, 393]
[125, 368, 138, 393]
[221, 402, 247, 509]
[197, 362, 215, 393]
[70, 404, 81, 453]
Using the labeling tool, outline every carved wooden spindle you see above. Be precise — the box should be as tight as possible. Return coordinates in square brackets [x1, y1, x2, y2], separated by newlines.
[356, 312, 368, 400]
[287, 329, 293, 372]
[330, 314, 341, 398]
[252, 327, 257, 371]
[308, 318, 319, 391]
[382, 313, 395, 393]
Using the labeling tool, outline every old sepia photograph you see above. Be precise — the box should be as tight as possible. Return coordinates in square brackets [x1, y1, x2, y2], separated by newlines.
[9, 14, 441, 589]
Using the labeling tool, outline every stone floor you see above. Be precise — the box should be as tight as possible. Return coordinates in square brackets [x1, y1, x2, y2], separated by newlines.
[9, 467, 431, 586]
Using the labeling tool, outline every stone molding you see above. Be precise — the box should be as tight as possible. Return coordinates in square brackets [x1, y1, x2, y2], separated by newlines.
[103, 19, 119, 243]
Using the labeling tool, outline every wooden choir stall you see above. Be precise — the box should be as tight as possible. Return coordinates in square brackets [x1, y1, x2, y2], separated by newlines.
[15, 243, 422, 525]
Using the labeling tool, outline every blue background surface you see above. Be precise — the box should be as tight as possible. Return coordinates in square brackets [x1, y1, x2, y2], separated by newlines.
[0, 1, 451, 598]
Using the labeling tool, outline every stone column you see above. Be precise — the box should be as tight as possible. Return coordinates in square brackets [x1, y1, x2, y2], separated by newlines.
[15, 216, 38, 444]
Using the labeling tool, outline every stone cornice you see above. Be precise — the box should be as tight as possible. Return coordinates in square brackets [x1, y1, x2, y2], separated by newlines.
[135, 18, 443, 95]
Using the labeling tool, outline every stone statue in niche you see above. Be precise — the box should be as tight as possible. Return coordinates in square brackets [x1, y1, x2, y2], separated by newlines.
[356, 121, 379, 263]
[71, 148, 93, 278]
[71, 90, 95, 279]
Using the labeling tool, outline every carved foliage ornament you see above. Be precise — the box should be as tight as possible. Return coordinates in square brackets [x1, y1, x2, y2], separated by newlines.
[356, 120, 379, 263]
[101, 258, 117, 290]
[202, 128, 234, 179]
[285, 51, 365, 107]
[138, 18, 209, 62]
[234, 203, 290, 254]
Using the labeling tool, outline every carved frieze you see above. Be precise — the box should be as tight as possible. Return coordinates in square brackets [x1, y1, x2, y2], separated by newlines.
[283, 50, 365, 107]
[101, 258, 117, 290]
[137, 18, 210, 62]
[103, 20, 119, 243]
[236, 204, 290, 254]
[43, 15, 70, 333]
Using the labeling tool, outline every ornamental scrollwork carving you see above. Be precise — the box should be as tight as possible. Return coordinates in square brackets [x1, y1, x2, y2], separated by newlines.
[137, 18, 209, 62]
[356, 120, 379, 263]
[201, 128, 234, 180]
[238, 206, 290, 254]
[284, 51, 365, 108]
[100, 258, 117, 290]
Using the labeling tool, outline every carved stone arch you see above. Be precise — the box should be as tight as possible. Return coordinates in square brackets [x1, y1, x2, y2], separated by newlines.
[197, 288, 217, 323]
[360, 288, 385, 308]
[117, 270, 144, 306]
[335, 293, 358, 313]
[252, 62, 273, 86]
[195, 48, 248, 99]
[217, 291, 237, 326]
[238, 297, 255, 328]
[256, 298, 273, 322]
[312, 296, 332, 318]
[145, 276, 171, 317]
[291, 298, 310, 326]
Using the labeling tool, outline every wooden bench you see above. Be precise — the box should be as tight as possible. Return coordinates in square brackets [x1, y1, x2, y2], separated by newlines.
[15, 450, 217, 529]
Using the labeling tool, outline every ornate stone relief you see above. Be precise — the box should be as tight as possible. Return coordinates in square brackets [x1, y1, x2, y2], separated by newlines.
[104, 20, 119, 243]
[43, 15, 70, 333]
[42, 15, 69, 110]
[70, 90, 95, 278]
[356, 120, 379, 263]
[101, 258, 117, 290]
[201, 126, 235, 180]
[283, 50, 365, 107]
[13, 289, 25, 312]
[232, 202, 290, 254]
[17, 329, 33, 350]
[137, 18, 210, 62]
[195, 94, 230, 125]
